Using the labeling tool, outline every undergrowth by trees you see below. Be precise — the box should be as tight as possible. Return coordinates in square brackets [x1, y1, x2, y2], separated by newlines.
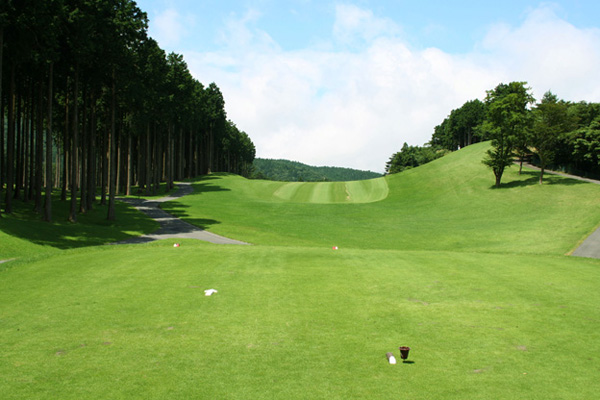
[387, 81, 600, 186]
[0, 0, 255, 222]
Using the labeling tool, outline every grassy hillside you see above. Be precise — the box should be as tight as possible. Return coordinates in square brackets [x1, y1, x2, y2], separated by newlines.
[253, 158, 382, 182]
[163, 142, 600, 255]
[2, 141, 600, 399]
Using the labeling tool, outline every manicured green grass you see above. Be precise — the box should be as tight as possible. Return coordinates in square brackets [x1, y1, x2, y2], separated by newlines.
[162, 142, 600, 255]
[1, 241, 599, 399]
[272, 177, 389, 203]
[2, 141, 600, 399]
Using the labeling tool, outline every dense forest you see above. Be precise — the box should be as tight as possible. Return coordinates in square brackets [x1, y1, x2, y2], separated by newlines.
[0, 0, 255, 222]
[386, 83, 600, 185]
[252, 159, 381, 182]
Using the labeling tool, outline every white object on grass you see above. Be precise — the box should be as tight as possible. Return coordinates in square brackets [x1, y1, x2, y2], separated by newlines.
[204, 289, 218, 296]
[386, 352, 397, 364]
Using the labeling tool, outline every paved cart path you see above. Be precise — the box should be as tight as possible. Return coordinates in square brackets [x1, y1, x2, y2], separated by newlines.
[111, 183, 249, 245]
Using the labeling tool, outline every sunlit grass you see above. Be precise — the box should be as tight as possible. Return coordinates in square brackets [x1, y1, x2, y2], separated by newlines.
[2, 142, 600, 399]
[1, 242, 599, 399]
[162, 142, 600, 255]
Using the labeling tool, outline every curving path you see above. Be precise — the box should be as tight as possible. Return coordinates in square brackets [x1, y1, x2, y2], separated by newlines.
[111, 183, 249, 245]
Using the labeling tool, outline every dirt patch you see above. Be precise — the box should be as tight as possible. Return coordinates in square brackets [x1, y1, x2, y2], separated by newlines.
[517, 345, 528, 351]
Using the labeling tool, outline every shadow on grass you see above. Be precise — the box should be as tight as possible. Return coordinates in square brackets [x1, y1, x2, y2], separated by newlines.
[0, 195, 159, 250]
[491, 171, 588, 189]
[190, 175, 232, 195]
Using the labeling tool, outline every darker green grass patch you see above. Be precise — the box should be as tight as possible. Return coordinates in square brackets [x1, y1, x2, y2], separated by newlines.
[0, 194, 158, 259]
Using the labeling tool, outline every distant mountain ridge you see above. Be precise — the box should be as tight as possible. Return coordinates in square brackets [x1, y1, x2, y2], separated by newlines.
[252, 158, 382, 182]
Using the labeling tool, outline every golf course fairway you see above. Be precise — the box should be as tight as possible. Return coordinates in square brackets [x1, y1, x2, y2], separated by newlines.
[1, 142, 600, 399]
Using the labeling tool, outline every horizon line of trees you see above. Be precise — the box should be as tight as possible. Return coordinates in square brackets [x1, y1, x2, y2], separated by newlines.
[386, 82, 599, 186]
[252, 158, 382, 182]
[0, 0, 256, 223]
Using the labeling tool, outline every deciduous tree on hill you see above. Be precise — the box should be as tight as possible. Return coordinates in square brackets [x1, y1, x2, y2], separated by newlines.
[482, 82, 534, 187]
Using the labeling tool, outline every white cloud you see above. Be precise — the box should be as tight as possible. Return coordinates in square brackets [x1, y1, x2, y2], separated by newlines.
[184, 4, 600, 173]
[150, 8, 194, 48]
[332, 4, 401, 46]
[479, 4, 600, 102]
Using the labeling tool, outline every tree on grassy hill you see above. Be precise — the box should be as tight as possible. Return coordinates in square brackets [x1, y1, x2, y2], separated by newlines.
[531, 91, 577, 184]
[482, 82, 534, 187]
[572, 118, 600, 174]
[431, 99, 486, 151]
[385, 143, 446, 174]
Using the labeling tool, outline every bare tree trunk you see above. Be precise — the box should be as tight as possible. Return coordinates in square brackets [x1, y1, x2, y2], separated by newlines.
[24, 89, 32, 202]
[145, 123, 151, 195]
[107, 69, 117, 221]
[61, 77, 69, 201]
[166, 124, 172, 191]
[126, 134, 131, 196]
[79, 87, 88, 214]
[178, 128, 183, 180]
[35, 80, 44, 213]
[87, 91, 96, 210]
[153, 124, 159, 195]
[5, 64, 16, 214]
[101, 123, 108, 206]
[208, 126, 213, 174]
[44, 63, 53, 222]
[14, 89, 22, 201]
[0, 28, 3, 216]
[68, 64, 79, 223]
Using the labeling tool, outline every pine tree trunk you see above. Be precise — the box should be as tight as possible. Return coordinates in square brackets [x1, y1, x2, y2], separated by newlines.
[79, 88, 88, 214]
[101, 123, 108, 206]
[44, 63, 53, 222]
[68, 64, 79, 223]
[152, 124, 163, 195]
[208, 126, 213, 174]
[35, 81, 44, 214]
[145, 123, 151, 195]
[126, 134, 131, 196]
[5, 64, 16, 214]
[0, 28, 3, 216]
[14, 89, 22, 201]
[107, 69, 117, 221]
[166, 124, 172, 190]
[61, 79, 69, 201]
[87, 91, 96, 210]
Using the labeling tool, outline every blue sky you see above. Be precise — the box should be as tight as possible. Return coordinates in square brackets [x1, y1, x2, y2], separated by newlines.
[135, 0, 600, 172]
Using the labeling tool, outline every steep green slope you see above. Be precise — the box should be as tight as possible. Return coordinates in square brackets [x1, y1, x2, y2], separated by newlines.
[163, 142, 600, 255]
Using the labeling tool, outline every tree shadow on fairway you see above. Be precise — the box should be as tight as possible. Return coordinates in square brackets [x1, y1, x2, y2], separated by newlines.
[491, 171, 589, 189]
[190, 175, 232, 195]
[0, 197, 159, 250]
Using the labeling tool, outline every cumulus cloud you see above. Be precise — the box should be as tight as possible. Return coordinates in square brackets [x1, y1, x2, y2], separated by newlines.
[150, 7, 194, 48]
[185, 3, 600, 172]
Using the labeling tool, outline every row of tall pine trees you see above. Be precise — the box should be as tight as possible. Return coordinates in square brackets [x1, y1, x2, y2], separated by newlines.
[0, 0, 256, 222]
